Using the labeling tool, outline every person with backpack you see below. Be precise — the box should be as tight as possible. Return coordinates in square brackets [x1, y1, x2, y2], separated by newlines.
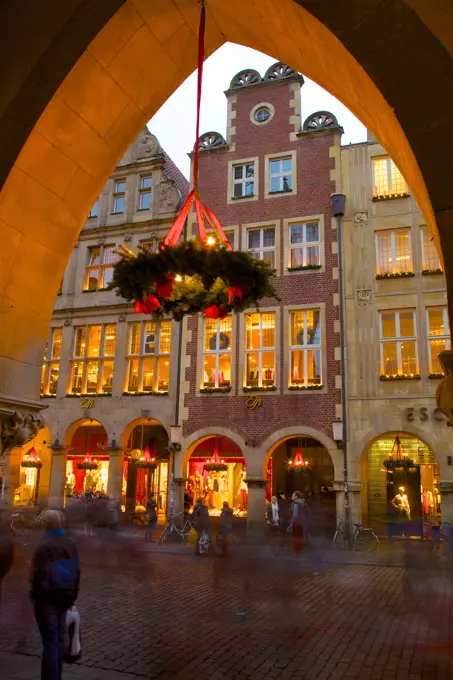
[30, 510, 80, 680]
[217, 501, 234, 556]
[192, 497, 210, 555]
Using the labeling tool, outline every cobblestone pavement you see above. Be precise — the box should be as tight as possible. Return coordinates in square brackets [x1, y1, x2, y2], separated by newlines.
[1, 539, 453, 679]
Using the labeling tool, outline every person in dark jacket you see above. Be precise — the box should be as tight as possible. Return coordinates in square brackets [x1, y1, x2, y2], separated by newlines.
[0, 511, 14, 605]
[145, 493, 158, 542]
[31, 510, 80, 680]
[291, 491, 310, 554]
[217, 502, 234, 556]
[192, 498, 210, 555]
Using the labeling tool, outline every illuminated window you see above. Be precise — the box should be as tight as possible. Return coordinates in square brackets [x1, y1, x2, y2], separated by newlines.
[375, 229, 412, 275]
[289, 310, 322, 387]
[232, 162, 254, 198]
[372, 156, 408, 197]
[245, 312, 275, 388]
[421, 226, 442, 272]
[427, 307, 450, 374]
[88, 199, 99, 218]
[83, 244, 116, 291]
[113, 179, 126, 213]
[380, 310, 417, 376]
[69, 324, 116, 394]
[41, 329, 63, 396]
[288, 221, 320, 269]
[126, 321, 171, 394]
[138, 176, 152, 210]
[247, 227, 275, 268]
[269, 157, 292, 193]
[202, 316, 232, 389]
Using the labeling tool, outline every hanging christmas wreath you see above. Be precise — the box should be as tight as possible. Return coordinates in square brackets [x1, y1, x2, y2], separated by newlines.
[204, 462, 228, 472]
[20, 447, 43, 469]
[136, 461, 158, 470]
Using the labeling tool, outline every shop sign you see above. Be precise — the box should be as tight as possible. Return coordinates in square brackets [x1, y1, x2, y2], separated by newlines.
[404, 407, 445, 423]
[246, 396, 263, 409]
[80, 397, 94, 410]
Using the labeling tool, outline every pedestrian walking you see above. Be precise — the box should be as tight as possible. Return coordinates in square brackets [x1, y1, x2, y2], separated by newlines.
[217, 501, 233, 556]
[266, 495, 280, 544]
[277, 490, 290, 547]
[145, 493, 158, 542]
[291, 491, 309, 554]
[192, 497, 210, 555]
[31, 510, 80, 680]
[0, 511, 14, 605]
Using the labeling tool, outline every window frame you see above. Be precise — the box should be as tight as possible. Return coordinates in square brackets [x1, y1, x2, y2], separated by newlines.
[112, 178, 126, 214]
[41, 328, 63, 396]
[232, 162, 255, 199]
[269, 156, 293, 194]
[288, 309, 323, 388]
[68, 324, 117, 395]
[88, 199, 99, 219]
[201, 316, 233, 390]
[138, 176, 152, 211]
[288, 220, 321, 270]
[420, 225, 442, 272]
[372, 156, 408, 198]
[244, 312, 276, 389]
[264, 150, 297, 199]
[426, 307, 451, 374]
[227, 157, 259, 205]
[379, 310, 418, 377]
[375, 228, 413, 276]
[83, 243, 116, 291]
[125, 320, 171, 394]
[246, 225, 276, 268]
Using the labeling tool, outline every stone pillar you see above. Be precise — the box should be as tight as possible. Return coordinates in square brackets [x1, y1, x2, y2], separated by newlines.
[0, 447, 22, 510]
[245, 478, 267, 544]
[439, 482, 453, 554]
[173, 477, 187, 516]
[48, 447, 69, 509]
[107, 450, 125, 502]
[334, 480, 362, 533]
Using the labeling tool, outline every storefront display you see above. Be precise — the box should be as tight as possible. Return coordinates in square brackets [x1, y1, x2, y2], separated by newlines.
[14, 448, 43, 506]
[65, 456, 109, 497]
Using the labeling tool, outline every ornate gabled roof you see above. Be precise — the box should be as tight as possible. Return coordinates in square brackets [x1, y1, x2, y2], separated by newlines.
[302, 111, 339, 132]
[197, 131, 227, 151]
[229, 62, 303, 89]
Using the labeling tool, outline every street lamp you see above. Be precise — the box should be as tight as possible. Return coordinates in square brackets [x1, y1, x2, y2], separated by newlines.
[170, 425, 182, 447]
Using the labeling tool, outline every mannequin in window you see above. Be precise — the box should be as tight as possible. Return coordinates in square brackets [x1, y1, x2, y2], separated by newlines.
[220, 471, 229, 505]
[392, 486, 411, 520]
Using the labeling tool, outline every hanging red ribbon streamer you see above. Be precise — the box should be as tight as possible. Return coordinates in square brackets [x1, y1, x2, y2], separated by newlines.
[163, 2, 231, 250]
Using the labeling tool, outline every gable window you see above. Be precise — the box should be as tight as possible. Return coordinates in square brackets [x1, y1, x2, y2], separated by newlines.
[202, 316, 232, 389]
[269, 157, 292, 193]
[126, 320, 171, 394]
[289, 310, 322, 387]
[245, 312, 275, 388]
[88, 199, 99, 219]
[138, 176, 152, 210]
[41, 328, 63, 396]
[233, 163, 254, 198]
[288, 221, 320, 269]
[380, 310, 417, 377]
[69, 324, 116, 395]
[427, 307, 450, 375]
[372, 156, 408, 198]
[247, 227, 275, 268]
[84, 244, 116, 291]
[421, 226, 442, 272]
[375, 229, 412, 276]
[113, 179, 126, 213]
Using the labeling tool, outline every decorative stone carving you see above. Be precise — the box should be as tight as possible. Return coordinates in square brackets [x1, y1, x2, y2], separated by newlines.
[1, 412, 45, 451]
[118, 315, 127, 322]
[357, 289, 372, 302]
[159, 181, 179, 210]
[73, 242, 80, 249]
[230, 69, 261, 89]
[303, 111, 338, 131]
[198, 132, 227, 151]
[64, 320, 72, 326]
[138, 133, 158, 157]
[245, 478, 267, 489]
[98, 238, 105, 246]
[264, 62, 297, 81]
[123, 234, 132, 242]
[354, 212, 368, 224]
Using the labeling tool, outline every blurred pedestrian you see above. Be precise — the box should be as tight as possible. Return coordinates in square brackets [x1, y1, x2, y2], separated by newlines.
[192, 497, 210, 555]
[31, 510, 80, 680]
[218, 501, 233, 556]
[291, 491, 309, 554]
[0, 511, 14, 605]
[266, 495, 280, 544]
[276, 490, 290, 547]
[145, 493, 158, 542]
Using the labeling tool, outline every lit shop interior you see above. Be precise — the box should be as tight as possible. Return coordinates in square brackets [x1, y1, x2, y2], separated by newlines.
[361, 433, 441, 538]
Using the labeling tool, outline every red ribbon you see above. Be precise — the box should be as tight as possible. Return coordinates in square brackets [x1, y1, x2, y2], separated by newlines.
[227, 285, 247, 305]
[203, 304, 228, 319]
[155, 274, 174, 298]
[134, 294, 161, 314]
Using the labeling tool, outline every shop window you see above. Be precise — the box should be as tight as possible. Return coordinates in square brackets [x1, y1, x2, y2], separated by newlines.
[380, 310, 418, 376]
[247, 226, 275, 268]
[113, 179, 126, 213]
[69, 324, 116, 394]
[126, 320, 171, 394]
[138, 176, 152, 210]
[421, 226, 442, 272]
[288, 221, 321, 269]
[269, 157, 292, 193]
[202, 316, 232, 389]
[245, 312, 275, 388]
[88, 199, 99, 219]
[427, 307, 450, 374]
[289, 310, 322, 387]
[375, 229, 413, 276]
[83, 244, 116, 291]
[232, 162, 254, 198]
[372, 156, 408, 198]
[41, 328, 63, 396]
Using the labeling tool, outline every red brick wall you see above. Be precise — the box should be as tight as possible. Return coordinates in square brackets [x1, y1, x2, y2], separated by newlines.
[183, 77, 341, 449]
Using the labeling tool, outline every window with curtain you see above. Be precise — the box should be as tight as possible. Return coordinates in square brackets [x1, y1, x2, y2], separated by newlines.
[420, 226, 442, 272]
[375, 229, 412, 275]
[288, 221, 321, 269]
[247, 227, 275, 268]
[69, 324, 116, 394]
[126, 320, 171, 393]
[289, 310, 322, 387]
[380, 310, 418, 376]
[372, 156, 408, 197]
[245, 312, 275, 388]
[83, 244, 116, 291]
[427, 307, 450, 374]
[202, 316, 232, 389]
[41, 328, 63, 396]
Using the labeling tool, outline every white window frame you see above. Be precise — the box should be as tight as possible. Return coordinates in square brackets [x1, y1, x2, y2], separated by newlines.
[420, 226, 442, 272]
[88, 199, 99, 219]
[69, 324, 116, 395]
[138, 176, 152, 211]
[372, 156, 408, 197]
[126, 320, 171, 394]
[244, 312, 276, 388]
[246, 226, 276, 267]
[232, 162, 255, 198]
[289, 310, 322, 387]
[83, 244, 116, 291]
[288, 221, 321, 269]
[379, 310, 418, 376]
[426, 307, 451, 374]
[201, 317, 232, 389]
[41, 328, 63, 396]
[113, 178, 126, 214]
[269, 156, 293, 193]
[375, 229, 413, 275]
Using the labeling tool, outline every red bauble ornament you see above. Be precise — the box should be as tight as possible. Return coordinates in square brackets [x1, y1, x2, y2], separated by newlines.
[227, 284, 248, 305]
[203, 304, 228, 319]
[155, 274, 174, 298]
[134, 295, 162, 314]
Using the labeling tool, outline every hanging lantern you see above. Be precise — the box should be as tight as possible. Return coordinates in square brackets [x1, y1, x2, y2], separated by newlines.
[76, 449, 98, 471]
[383, 434, 414, 469]
[286, 446, 311, 473]
[137, 445, 158, 470]
[110, 4, 278, 322]
[21, 447, 43, 469]
[204, 448, 228, 472]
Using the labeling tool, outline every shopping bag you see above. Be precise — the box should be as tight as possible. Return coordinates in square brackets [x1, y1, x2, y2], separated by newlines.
[65, 605, 82, 662]
[187, 527, 198, 547]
